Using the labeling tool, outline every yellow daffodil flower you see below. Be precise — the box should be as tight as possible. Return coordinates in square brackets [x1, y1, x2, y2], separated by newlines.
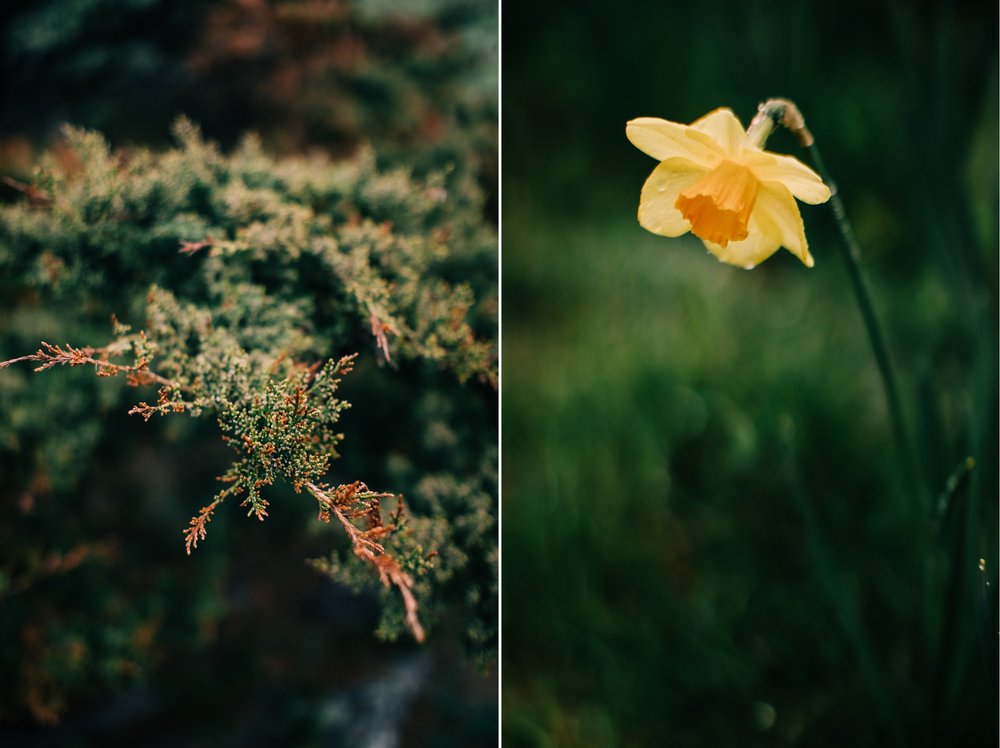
[626, 108, 831, 268]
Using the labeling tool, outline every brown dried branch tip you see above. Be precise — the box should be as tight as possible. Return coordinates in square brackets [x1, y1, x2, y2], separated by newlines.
[1, 541, 117, 599]
[3, 339, 191, 427]
[307, 481, 426, 643]
[178, 237, 215, 256]
[0, 339, 174, 388]
[368, 307, 399, 364]
[128, 385, 190, 422]
[183, 499, 224, 555]
[1, 175, 51, 205]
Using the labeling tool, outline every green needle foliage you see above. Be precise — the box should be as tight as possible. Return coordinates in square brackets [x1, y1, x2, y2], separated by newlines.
[0, 117, 496, 723]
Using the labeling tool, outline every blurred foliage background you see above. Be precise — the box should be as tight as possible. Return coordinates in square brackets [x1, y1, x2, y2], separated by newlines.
[502, 0, 997, 745]
[0, 0, 496, 745]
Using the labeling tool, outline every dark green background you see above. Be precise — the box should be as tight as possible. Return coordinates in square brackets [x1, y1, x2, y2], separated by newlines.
[502, 0, 998, 745]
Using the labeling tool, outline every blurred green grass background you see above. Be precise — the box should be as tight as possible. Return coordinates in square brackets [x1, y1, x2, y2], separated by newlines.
[502, 0, 998, 745]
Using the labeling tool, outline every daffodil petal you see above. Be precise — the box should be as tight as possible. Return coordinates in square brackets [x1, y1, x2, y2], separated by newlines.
[689, 108, 752, 156]
[752, 182, 814, 267]
[702, 216, 781, 269]
[746, 151, 831, 204]
[626, 118, 719, 167]
[637, 158, 704, 237]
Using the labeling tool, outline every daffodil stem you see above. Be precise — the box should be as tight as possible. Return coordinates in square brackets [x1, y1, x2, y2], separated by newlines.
[805, 142, 919, 501]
